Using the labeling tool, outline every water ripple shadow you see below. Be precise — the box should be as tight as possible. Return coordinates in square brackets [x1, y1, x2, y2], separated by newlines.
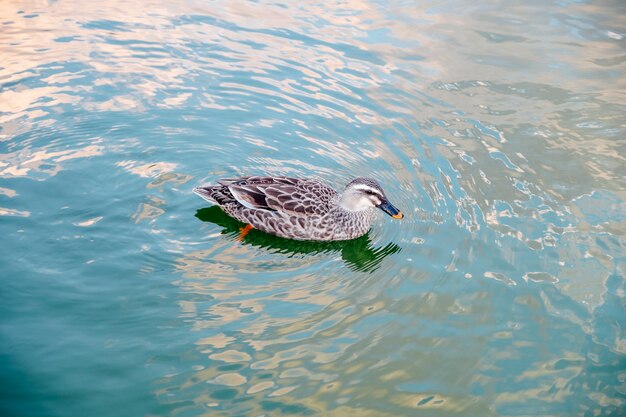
[195, 206, 401, 273]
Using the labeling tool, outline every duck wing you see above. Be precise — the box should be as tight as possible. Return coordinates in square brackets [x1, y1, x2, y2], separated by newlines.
[223, 176, 337, 216]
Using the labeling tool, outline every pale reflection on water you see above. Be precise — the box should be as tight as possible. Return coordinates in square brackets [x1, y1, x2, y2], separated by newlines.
[1, 0, 624, 416]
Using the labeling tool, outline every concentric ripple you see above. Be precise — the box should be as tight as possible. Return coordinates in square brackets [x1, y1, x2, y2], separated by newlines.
[1, 1, 624, 417]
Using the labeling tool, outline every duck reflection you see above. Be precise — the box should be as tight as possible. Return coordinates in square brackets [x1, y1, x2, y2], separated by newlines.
[195, 206, 400, 273]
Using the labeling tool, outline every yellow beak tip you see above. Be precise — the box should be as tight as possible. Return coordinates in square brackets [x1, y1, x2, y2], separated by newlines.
[392, 212, 404, 219]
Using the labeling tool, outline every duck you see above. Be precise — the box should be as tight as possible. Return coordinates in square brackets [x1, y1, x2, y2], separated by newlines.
[193, 176, 403, 241]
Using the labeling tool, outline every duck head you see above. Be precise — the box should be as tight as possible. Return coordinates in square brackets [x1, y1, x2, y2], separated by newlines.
[339, 178, 403, 219]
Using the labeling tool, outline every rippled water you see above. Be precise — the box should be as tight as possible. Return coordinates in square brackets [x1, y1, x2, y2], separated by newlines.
[1, 1, 625, 416]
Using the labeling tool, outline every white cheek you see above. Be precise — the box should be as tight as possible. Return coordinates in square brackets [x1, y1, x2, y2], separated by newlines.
[354, 196, 377, 210]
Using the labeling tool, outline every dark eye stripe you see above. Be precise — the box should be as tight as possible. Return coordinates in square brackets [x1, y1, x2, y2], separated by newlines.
[354, 185, 382, 197]
[370, 190, 383, 197]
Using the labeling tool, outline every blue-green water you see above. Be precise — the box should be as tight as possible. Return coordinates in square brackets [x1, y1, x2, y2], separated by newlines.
[1, 1, 625, 416]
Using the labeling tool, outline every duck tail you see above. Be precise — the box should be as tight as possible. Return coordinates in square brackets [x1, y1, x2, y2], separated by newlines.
[193, 185, 238, 206]
[193, 186, 219, 204]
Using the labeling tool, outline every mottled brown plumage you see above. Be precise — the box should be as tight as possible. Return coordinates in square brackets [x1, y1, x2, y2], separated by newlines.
[193, 176, 403, 241]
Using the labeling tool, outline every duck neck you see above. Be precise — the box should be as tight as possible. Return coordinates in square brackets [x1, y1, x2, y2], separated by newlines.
[332, 195, 373, 222]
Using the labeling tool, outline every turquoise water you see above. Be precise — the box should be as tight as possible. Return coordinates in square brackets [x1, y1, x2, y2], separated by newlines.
[1, 0, 625, 416]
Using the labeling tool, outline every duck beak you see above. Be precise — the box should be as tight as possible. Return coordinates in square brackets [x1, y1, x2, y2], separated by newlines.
[378, 200, 403, 219]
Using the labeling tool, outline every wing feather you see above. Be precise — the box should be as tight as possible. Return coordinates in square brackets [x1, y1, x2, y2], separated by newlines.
[223, 176, 336, 216]
[228, 184, 276, 211]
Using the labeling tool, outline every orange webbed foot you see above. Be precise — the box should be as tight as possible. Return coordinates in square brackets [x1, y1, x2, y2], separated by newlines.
[238, 224, 254, 241]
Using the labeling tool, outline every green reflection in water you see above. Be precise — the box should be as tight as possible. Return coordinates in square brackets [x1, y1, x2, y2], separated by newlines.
[195, 206, 401, 273]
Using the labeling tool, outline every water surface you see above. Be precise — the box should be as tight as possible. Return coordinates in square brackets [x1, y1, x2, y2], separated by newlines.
[1, 0, 625, 416]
